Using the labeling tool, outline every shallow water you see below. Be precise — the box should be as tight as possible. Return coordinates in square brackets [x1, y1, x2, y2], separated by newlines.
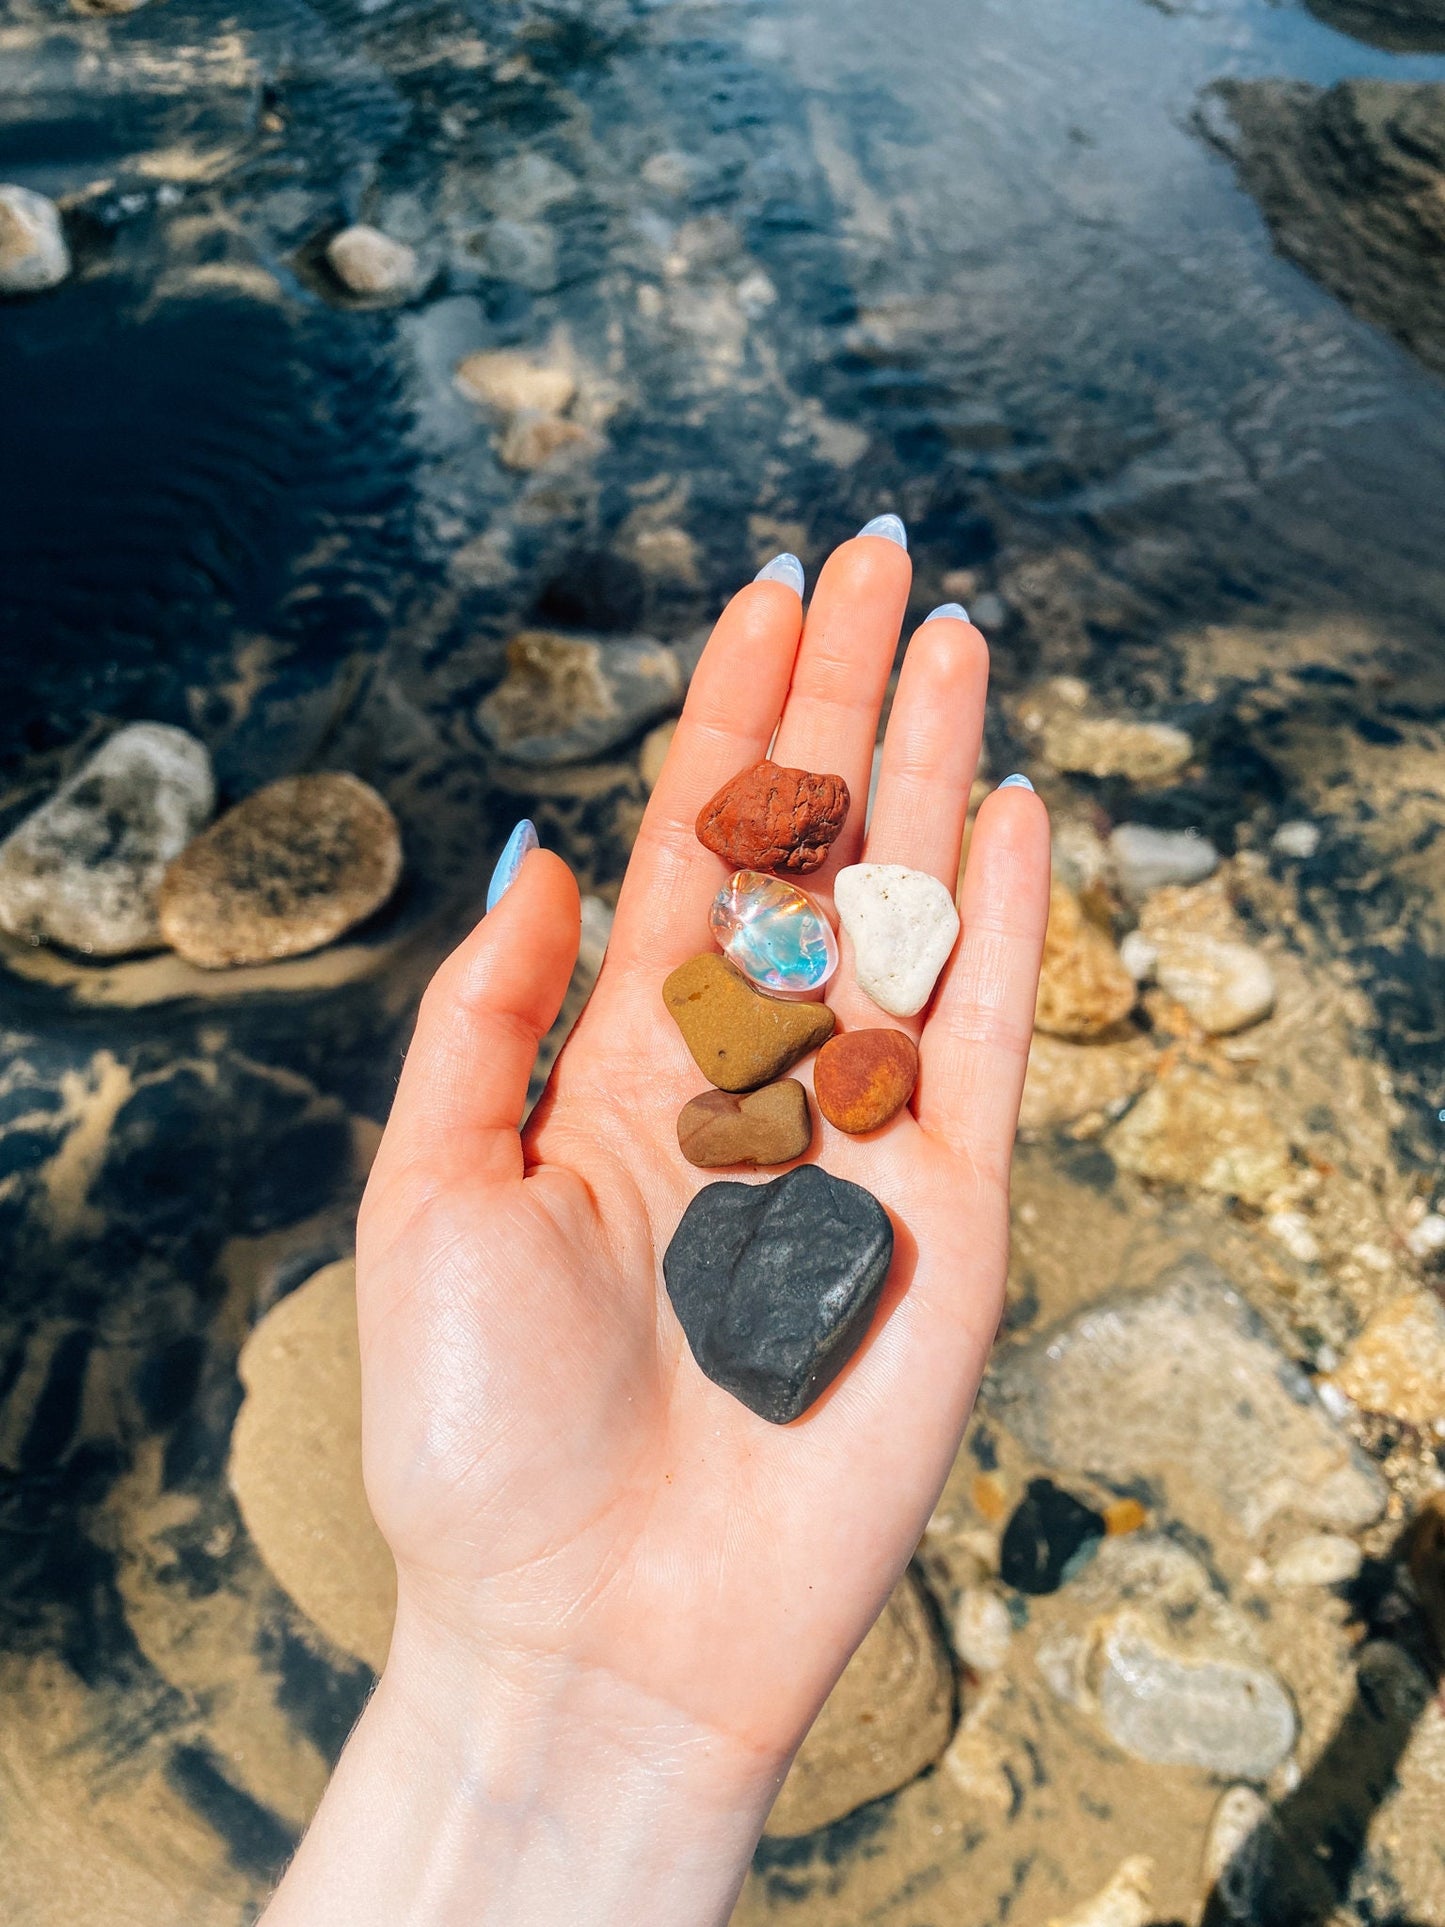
[0, 0, 1444, 1919]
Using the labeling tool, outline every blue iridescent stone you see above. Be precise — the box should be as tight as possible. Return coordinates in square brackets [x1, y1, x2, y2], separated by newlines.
[709, 869, 839, 996]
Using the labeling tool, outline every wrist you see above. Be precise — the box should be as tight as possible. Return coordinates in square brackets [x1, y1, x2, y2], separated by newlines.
[263, 1592, 787, 1927]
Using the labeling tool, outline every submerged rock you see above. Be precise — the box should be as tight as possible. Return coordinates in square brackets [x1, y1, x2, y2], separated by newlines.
[0, 723, 214, 956]
[764, 1570, 953, 1835]
[0, 185, 70, 295]
[1015, 678, 1192, 783]
[1047, 1856, 1155, 1927]
[454, 350, 576, 417]
[475, 631, 682, 765]
[953, 1586, 1013, 1675]
[1328, 1291, 1445, 1427]
[999, 1478, 1105, 1594]
[1303, 0, 1445, 54]
[325, 225, 421, 300]
[1034, 881, 1137, 1039]
[1018, 1030, 1156, 1133]
[1151, 935, 1276, 1035]
[1108, 822, 1220, 898]
[159, 772, 402, 967]
[1106, 1063, 1294, 1206]
[1271, 1532, 1363, 1588]
[984, 1256, 1387, 1537]
[1206, 79, 1445, 380]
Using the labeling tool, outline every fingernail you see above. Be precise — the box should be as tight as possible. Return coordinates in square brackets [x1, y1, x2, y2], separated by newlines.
[856, 513, 907, 551]
[924, 601, 969, 623]
[754, 552, 805, 595]
[997, 774, 1034, 793]
[486, 818, 539, 911]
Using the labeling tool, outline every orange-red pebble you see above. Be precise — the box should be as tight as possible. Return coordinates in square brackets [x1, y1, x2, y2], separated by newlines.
[813, 1028, 918, 1134]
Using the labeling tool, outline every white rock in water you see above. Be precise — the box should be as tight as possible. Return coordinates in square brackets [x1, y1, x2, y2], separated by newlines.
[1047, 1856, 1155, 1927]
[1405, 1212, 1445, 1263]
[0, 185, 70, 295]
[0, 723, 214, 955]
[953, 1586, 1013, 1674]
[1094, 1612, 1296, 1779]
[834, 863, 961, 1018]
[1201, 1785, 1276, 1918]
[326, 225, 420, 299]
[1271, 1532, 1362, 1589]
[1154, 936, 1275, 1035]
[1108, 823, 1219, 898]
[1118, 929, 1158, 982]
[1272, 819, 1320, 859]
[454, 350, 576, 417]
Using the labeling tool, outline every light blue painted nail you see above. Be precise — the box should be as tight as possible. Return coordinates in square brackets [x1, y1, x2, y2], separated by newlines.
[754, 552, 805, 595]
[997, 774, 1034, 792]
[486, 818, 539, 911]
[925, 602, 969, 623]
[857, 513, 907, 550]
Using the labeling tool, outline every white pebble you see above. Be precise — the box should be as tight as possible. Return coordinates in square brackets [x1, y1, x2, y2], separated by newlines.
[0, 185, 70, 294]
[1154, 937, 1275, 1036]
[325, 224, 420, 299]
[953, 1587, 1013, 1673]
[1272, 820, 1321, 859]
[1108, 823, 1219, 899]
[834, 864, 961, 1018]
[1265, 1210, 1321, 1264]
[1406, 1213, 1445, 1263]
[1271, 1533, 1362, 1589]
[1118, 929, 1158, 982]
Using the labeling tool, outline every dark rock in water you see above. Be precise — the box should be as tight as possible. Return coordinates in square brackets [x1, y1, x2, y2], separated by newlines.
[0, 723, 214, 956]
[999, 1478, 1105, 1595]
[1303, 0, 1445, 49]
[1204, 79, 1445, 380]
[475, 631, 682, 766]
[663, 1165, 893, 1424]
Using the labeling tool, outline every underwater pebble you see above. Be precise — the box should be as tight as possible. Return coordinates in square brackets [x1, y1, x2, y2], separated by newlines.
[709, 869, 839, 996]
[497, 414, 595, 471]
[1019, 1031, 1156, 1134]
[953, 1586, 1014, 1675]
[676, 1081, 812, 1169]
[984, 1256, 1387, 1537]
[834, 863, 960, 1018]
[0, 185, 70, 294]
[159, 773, 401, 968]
[1272, 819, 1321, 859]
[482, 216, 558, 290]
[1106, 1064, 1294, 1207]
[765, 1570, 953, 1836]
[695, 758, 850, 877]
[455, 350, 576, 417]
[1094, 1612, 1297, 1779]
[1265, 1209, 1322, 1264]
[326, 224, 420, 299]
[1000, 1478, 1105, 1595]
[1327, 1291, 1445, 1427]
[1044, 716, 1192, 784]
[1047, 1856, 1156, 1927]
[813, 1029, 917, 1134]
[1108, 822, 1220, 898]
[476, 631, 681, 765]
[663, 953, 834, 1092]
[1153, 935, 1275, 1035]
[1035, 880, 1137, 1039]
[1405, 1212, 1445, 1263]
[663, 1164, 893, 1424]
[0, 723, 214, 956]
[1271, 1532, 1362, 1588]
[1201, 1784, 1276, 1919]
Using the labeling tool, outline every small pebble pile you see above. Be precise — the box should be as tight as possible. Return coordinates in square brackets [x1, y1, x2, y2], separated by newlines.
[660, 757, 961, 1424]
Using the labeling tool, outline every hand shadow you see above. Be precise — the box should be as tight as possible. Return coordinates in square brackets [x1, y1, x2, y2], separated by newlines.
[1200, 1501, 1445, 1927]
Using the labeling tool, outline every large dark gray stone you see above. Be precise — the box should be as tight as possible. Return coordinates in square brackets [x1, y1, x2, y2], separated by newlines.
[663, 1165, 894, 1424]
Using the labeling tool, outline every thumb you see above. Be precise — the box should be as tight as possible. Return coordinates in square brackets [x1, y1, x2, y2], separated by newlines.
[371, 844, 581, 1192]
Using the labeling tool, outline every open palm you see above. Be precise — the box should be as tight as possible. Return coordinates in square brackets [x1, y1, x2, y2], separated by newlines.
[354, 529, 1050, 1830]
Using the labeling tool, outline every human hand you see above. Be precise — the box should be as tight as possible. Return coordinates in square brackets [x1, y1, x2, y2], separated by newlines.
[262, 525, 1049, 1927]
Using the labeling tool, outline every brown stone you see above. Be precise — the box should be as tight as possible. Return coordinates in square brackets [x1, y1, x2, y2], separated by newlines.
[1034, 880, 1137, 1040]
[764, 1570, 955, 1836]
[663, 953, 834, 1092]
[695, 759, 850, 876]
[158, 773, 402, 968]
[814, 1029, 918, 1134]
[676, 1081, 812, 1167]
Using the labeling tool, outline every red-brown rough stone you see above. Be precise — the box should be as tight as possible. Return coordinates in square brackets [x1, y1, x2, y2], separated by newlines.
[696, 759, 850, 877]
[814, 1029, 918, 1134]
